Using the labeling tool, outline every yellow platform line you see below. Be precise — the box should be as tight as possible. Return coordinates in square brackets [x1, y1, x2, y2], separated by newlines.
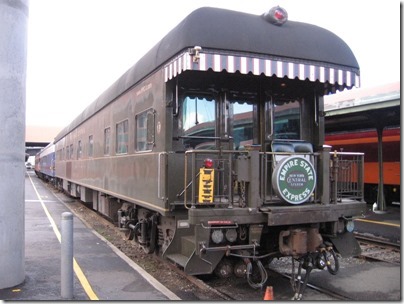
[28, 175, 99, 300]
[355, 218, 400, 228]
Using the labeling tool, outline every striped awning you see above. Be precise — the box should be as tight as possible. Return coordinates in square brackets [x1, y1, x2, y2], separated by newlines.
[164, 50, 360, 92]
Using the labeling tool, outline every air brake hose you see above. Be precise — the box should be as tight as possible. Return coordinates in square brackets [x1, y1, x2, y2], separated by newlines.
[246, 259, 268, 289]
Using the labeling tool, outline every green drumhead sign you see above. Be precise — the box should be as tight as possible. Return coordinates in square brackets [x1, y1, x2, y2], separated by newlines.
[272, 156, 316, 204]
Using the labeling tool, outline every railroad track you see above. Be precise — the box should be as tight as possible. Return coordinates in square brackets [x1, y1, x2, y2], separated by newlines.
[153, 255, 235, 301]
[275, 271, 352, 301]
[355, 233, 400, 265]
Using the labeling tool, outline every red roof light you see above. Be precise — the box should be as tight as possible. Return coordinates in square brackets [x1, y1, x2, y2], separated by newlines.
[274, 10, 285, 20]
[204, 158, 214, 168]
[263, 6, 288, 26]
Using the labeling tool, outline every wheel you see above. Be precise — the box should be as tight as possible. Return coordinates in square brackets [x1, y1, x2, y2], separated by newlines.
[214, 258, 234, 278]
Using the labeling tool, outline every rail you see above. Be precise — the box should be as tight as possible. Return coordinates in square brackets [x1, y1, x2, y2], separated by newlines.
[183, 149, 249, 208]
[330, 151, 364, 203]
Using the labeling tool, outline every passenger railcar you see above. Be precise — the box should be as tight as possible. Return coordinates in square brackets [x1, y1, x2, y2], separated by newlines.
[34, 142, 56, 182]
[47, 6, 367, 296]
[326, 127, 400, 205]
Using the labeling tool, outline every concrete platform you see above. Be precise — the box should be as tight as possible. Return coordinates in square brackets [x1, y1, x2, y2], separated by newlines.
[0, 171, 180, 301]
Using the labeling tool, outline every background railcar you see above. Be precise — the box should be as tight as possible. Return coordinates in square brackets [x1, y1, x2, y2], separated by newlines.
[34, 142, 55, 182]
[43, 6, 367, 296]
[326, 127, 400, 205]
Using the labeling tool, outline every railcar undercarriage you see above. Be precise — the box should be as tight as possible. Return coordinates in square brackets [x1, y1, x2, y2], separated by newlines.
[115, 196, 362, 299]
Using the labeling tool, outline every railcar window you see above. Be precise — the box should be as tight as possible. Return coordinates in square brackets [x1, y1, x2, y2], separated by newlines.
[146, 110, 155, 147]
[104, 127, 111, 155]
[58, 149, 62, 161]
[182, 96, 215, 149]
[116, 120, 129, 154]
[273, 100, 300, 140]
[233, 102, 253, 149]
[77, 140, 82, 159]
[69, 144, 74, 159]
[136, 109, 155, 151]
[88, 135, 93, 157]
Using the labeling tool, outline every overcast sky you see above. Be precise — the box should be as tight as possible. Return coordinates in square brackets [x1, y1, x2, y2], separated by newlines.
[26, 0, 401, 128]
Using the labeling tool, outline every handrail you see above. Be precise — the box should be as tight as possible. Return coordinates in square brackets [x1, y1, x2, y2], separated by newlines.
[329, 151, 364, 202]
[158, 152, 168, 200]
[329, 151, 365, 156]
[181, 149, 364, 208]
[183, 149, 249, 208]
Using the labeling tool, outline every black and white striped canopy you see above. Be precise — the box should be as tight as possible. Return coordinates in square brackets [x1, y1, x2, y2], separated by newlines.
[164, 50, 359, 91]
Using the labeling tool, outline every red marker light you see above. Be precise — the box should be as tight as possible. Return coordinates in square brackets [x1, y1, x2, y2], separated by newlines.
[263, 6, 288, 26]
[204, 158, 214, 168]
[274, 10, 284, 20]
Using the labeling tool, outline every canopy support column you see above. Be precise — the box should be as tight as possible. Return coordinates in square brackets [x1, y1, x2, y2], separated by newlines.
[374, 126, 387, 213]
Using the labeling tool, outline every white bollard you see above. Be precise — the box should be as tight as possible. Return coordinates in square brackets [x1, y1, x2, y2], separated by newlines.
[61, 212, 74, 299]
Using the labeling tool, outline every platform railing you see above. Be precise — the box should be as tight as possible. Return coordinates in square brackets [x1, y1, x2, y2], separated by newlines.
[182, 149, 364, 208]
[183, 149, 248, 209]
[329, 151, 364, 203]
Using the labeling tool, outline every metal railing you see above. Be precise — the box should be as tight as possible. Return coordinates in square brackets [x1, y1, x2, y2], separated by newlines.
[183, 149, 249, 209]
[181, 149, 364, 208]
[330, 151, 364, 203]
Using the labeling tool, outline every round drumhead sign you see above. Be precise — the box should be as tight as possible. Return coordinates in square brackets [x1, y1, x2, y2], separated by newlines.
[272, 156, 316, 204]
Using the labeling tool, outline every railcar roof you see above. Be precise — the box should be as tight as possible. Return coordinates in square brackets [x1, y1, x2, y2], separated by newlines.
[55, 6, 359, 142]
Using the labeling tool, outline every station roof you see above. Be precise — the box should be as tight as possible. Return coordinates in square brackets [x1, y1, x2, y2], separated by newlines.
[26, 125, 61, 146]
[325, 82, 400, 132]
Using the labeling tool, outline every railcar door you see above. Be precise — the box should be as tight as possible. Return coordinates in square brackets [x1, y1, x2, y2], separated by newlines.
[170, 88, 258, 207]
